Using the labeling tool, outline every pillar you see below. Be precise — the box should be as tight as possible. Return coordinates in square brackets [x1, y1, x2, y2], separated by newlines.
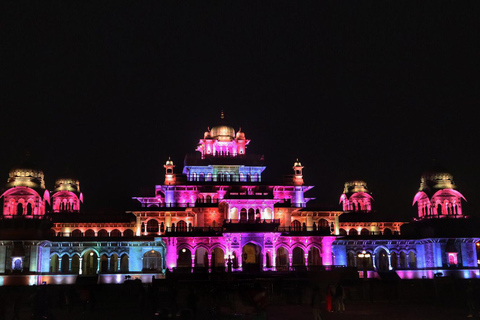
[97, 257, 100, 273]
[208, 254, 212, 270]
[191, 254, 195, 268]
[304, 253, 309, 267]
[388, 254, 392, 270]
[118, 257, 121, 271]
[306, 215, 313, 229]
[68, 257, 72, 272]
[58, 258, 62, 272]
[108, 257, 111, 272]
[79, 257, 83, 275]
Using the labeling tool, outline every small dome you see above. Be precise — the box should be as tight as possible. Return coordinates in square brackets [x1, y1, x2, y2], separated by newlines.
[419, 167, 456, 191]
[343, 180, 369, 194]
[204, 129, 211, 139]
[293, 159, 302, 167]
[210, 125, 235, 140]
[236, 129, 245, 140]
[54, 178, 80, 193]
[6, 161, 45, 189]
[165, 158, 174, 166]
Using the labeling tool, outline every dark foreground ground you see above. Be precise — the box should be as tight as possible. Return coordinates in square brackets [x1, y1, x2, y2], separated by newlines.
[0, 276, 477, 320]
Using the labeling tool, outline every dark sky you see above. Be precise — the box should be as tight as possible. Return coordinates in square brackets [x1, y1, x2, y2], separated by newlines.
[1, 1, 479, 219]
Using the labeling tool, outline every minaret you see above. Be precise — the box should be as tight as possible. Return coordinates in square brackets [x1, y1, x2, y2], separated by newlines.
[292, 159, 304, 186]
[164, 157, 176, 185]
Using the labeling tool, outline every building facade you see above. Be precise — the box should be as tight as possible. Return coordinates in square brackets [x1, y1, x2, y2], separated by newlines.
[0, 116, 479, 285]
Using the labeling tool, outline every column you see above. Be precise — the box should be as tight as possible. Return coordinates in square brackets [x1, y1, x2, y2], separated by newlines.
[304, 253, 309, 267]
[208, 254, 212, 270]
[118, 257, 121, 272]
[96, 257, 100, 273]
[58, 258, 62, 272]
[68, 257, 72, 272]
[107, 257, 111, 272]
[191, 254, 195, 269]
[79, 258, 83, 275]
[372, 253, 376, 270]
[288, 253, 293, 269]
[388, 254, 392, 270]
[49, 258, 52, 273]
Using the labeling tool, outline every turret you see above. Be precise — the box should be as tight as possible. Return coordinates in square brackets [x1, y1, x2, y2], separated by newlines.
[164, 157, 176, 185]
[292, 159, 304, 186]
[339, 180, 373, 212]
[51, 177, 83, 213]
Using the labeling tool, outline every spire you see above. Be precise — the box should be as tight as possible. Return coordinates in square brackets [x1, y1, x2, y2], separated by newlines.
[220, 110, 225, 120]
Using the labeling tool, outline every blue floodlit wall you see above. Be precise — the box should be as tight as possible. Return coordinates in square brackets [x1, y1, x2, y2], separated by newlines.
[332, 245, 347, 266]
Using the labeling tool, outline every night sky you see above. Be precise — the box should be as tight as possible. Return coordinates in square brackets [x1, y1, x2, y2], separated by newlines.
[1, 1, 479, 220]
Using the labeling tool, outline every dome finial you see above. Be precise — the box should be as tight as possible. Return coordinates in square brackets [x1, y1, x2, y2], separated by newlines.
[220, 110, 224, 120]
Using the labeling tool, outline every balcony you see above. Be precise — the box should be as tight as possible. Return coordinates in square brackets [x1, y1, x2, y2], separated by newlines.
[222, 219, 280, 232]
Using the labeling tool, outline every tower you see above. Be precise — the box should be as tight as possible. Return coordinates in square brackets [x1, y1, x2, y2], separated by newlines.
[164, 157, 176, 185]
[292, 159, 304, 186]
[339, 180, 373, 212]
[413, 165, 466, 219]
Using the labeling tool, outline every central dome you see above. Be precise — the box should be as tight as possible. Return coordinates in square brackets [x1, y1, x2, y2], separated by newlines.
[210, 125, 235, 139]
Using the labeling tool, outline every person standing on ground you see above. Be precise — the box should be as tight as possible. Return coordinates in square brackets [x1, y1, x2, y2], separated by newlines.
[333, 284, 345, 313]
[325, 285, 333, 313]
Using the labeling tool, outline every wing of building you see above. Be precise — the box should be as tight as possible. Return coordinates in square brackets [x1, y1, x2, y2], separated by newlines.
[0, 115, 478, 285]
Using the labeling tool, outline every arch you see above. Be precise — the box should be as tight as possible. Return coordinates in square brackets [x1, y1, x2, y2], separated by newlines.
[349, 229, 358, 236]
[308, 246, 322, 267]
[292, 247, 305, 267]
[16, 203, 23, 216]
[82, 250, 98, 275]
[26, 202, 33, 215]
[275, 247, 289, 271]
[375, 248, 389, 271]
[146, 219, 159, 233]
[123, 229, 134, 237]
[408, 251, 417, 268]
[177, 248, 192, 268]
[120, 254, 129, 272]
[212, 247, 225, 269]
[240, 208, 247, 221]
[360, 228, 370, 236]
[318, 219, 329, 228]
[85, 229, 95, 237]
[195, 247, 208, 267]
[143, 250, 162, 271]
[98, 229, 109, 237]
[107, 229, 119, 237]
[206, 195, 212, 203]
[50, 254, 59, 273]
[357, 251, 374, 270]
[291, 220, 301, 231]
[60, 255, 69, 273]
[177, 220, 187, 232]
[390, 252, 398, 269]
[339, 228, 347, 236]
[347, 251, 356, 267]
[100, 254, 109, 272]
[255, 208, 261, 220]
[71, 255, 80, 274]
[248, 208, 255, 221]
[242, 243, 262, 272]
[109, 254, 119, 272]
[399, 251, 408, 269]
[71, 229, 83, 237]
[383, 228, 392, 236]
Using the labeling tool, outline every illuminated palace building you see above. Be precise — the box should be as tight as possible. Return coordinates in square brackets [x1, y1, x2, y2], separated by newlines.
[1, 115, 479, 285]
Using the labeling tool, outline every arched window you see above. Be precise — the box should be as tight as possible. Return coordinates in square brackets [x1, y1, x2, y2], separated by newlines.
[98, 229, 108, 237]
[360, 228, 370, 236]
[240, 208, 247, 221]
[248, 208, 255, 221]
[206, 195, 212, 203]
[349, 229, 358, 236]
[339, 228, 347, 236]
[71, 229, 83, 237]
[292, 247, 305, 267]
[177, 220, 187, 232]
[383, 228, 392, 236]
[147, 220, 159, 233]
[123, 229, 134, 237]
[110, 229, 121, 237]
[408, 252, 416, 268]
[143, 251, 162, 271]
[16, 203, 23, 215]
[85, 229, 95, 237]
[291, 220, 301, 231]
[347, 252, 356, 267]
[26, 203, 33, 215]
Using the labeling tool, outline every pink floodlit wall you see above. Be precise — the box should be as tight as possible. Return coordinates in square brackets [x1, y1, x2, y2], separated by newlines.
[340, 192, 373, 212]
[196, 135, 250, 158]
[1, 187, 46, 217]
[413, 189, 466, 218]
[52, 191, 81, 212]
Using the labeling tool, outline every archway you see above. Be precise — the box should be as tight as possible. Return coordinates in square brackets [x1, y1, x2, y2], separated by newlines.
[147, 219, 159, 234]
[240, 208, 247, 221]
[61, 255, 70, 273]
[292, 247, 305, 267]
[71, 229, 82, 237]
[242, 243, 261, 272]
[100, 254, 108, 272]
[212, 247, 225, 271]
[375, 248, 389, 271]
[110, 229, 121, 237]
[71, 255, 80, 274]
[143, 251, 162, 271]
[177, 248, 192, 269]
[383, 228, 392, 236]
[349, 229, 358, 236]
[347, 252, 356, 267]
[248, 208, 255, 221]
[292, 220, 301, 231]
[177, 220, 187, 232]
[120, 254, 129, 272]
[85, 229, 95, 237]
[123, 229, 134, 237]
[98, 229, 109, 237]
[82, 250, 98, 275]
[50, 254, 59, 273]
[339, 228, 347, 236]
[408, 252, 416, 268]
[110, 254, 119, 272]
[360, 228, 370, 236]
[276, 247, 289, 271]
[391, 252, 398, 269]
[399, 252, 407, 268]
[195, 247, 208, 268]
[308, 247, 322, 267]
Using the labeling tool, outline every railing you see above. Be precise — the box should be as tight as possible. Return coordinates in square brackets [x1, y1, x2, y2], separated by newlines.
[223, 219, 280, 224]
[164, 226, 223, 234]
[278, 226, 332, 234]
[184, 173, 262, 183]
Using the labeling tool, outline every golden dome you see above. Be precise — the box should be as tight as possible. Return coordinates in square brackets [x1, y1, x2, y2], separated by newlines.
[54, 178, 81, 193]
[6, 163, 45, 189]
[343, 180, 369, 194]
[210, 125, 235, 140]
